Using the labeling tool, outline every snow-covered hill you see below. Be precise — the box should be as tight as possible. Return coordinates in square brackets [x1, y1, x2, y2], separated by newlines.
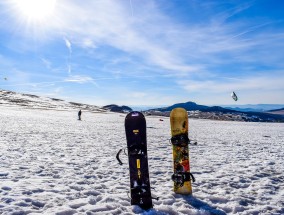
[0, 98, 283, 214]
[0, 90, 104, 112]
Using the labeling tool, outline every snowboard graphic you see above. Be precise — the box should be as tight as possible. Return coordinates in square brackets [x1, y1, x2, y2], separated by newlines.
[170, 108, 194, 194]
[125, 111, 153, 210]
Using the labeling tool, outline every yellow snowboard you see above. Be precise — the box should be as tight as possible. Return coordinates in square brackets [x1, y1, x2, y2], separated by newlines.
[170, 108, 193, 194]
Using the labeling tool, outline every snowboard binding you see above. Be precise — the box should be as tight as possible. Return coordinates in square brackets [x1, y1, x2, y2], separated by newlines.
[128, 144, 146, 156]
[171, 172, 195, 187]
[116, 145, 147, 165]
[128, 184, 159, 201]
[130, 181, 154, 210]
[170, 134, 190, 146]
[131, 183, 149, 196]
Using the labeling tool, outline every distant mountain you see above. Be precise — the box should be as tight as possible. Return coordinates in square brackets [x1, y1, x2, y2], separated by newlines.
[266, 108, 284, 116]
[147, 101, 284, 122]
[268, 107, 284, 112]
[221, 104, 284, 112]
[152, 102, 240, 113]
[223, 107, 264, 112]
[204, 106, 238, 113]
[130, 105, 167, 111]
[153, 101, 209, 112]
[102, 104, 132, 113]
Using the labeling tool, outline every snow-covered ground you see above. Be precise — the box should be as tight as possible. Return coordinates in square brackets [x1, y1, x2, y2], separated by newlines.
[1, 106, 284, 215]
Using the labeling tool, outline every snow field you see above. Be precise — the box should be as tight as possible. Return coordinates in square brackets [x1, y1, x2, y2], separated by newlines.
[0, 106, 283, 214]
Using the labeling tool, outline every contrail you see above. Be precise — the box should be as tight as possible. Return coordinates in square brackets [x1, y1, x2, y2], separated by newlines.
[230, 22, 271, 40]
[64, 38, 72, 54]
[129, 0, 133, 17]
[64, 38, 72, 74]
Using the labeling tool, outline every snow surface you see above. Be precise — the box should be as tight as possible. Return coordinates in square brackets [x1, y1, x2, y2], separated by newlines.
[1, 106, 284, 215]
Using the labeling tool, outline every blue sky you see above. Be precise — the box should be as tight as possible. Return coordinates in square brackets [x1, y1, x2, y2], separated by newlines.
[0, 0, 283, 106]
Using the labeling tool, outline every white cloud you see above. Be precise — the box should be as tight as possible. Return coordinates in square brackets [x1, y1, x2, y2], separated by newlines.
[80, 38, 97, 49]
[64, 75, 98, 86]
[46, 0, 205, 73]
[5, 0, 284, 74]
[179, 74, 284, 93]
[45, 0, 282, 76]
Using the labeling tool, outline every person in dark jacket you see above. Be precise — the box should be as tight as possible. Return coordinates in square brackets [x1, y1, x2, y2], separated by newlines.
[78, 110, 82, 120]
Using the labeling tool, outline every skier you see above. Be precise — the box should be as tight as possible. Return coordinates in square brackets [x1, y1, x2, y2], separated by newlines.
[78, 110, 82, 120]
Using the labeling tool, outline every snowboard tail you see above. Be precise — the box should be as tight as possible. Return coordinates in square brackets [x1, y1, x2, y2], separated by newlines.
[125, 111, 153, 210]
[170, 108, 194, 194]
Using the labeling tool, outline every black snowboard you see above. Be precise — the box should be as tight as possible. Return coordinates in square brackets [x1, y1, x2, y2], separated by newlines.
[125, 111, 153, 210]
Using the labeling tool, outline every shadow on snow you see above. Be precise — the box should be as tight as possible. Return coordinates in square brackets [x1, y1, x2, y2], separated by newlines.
[181, 195, 227, 215]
